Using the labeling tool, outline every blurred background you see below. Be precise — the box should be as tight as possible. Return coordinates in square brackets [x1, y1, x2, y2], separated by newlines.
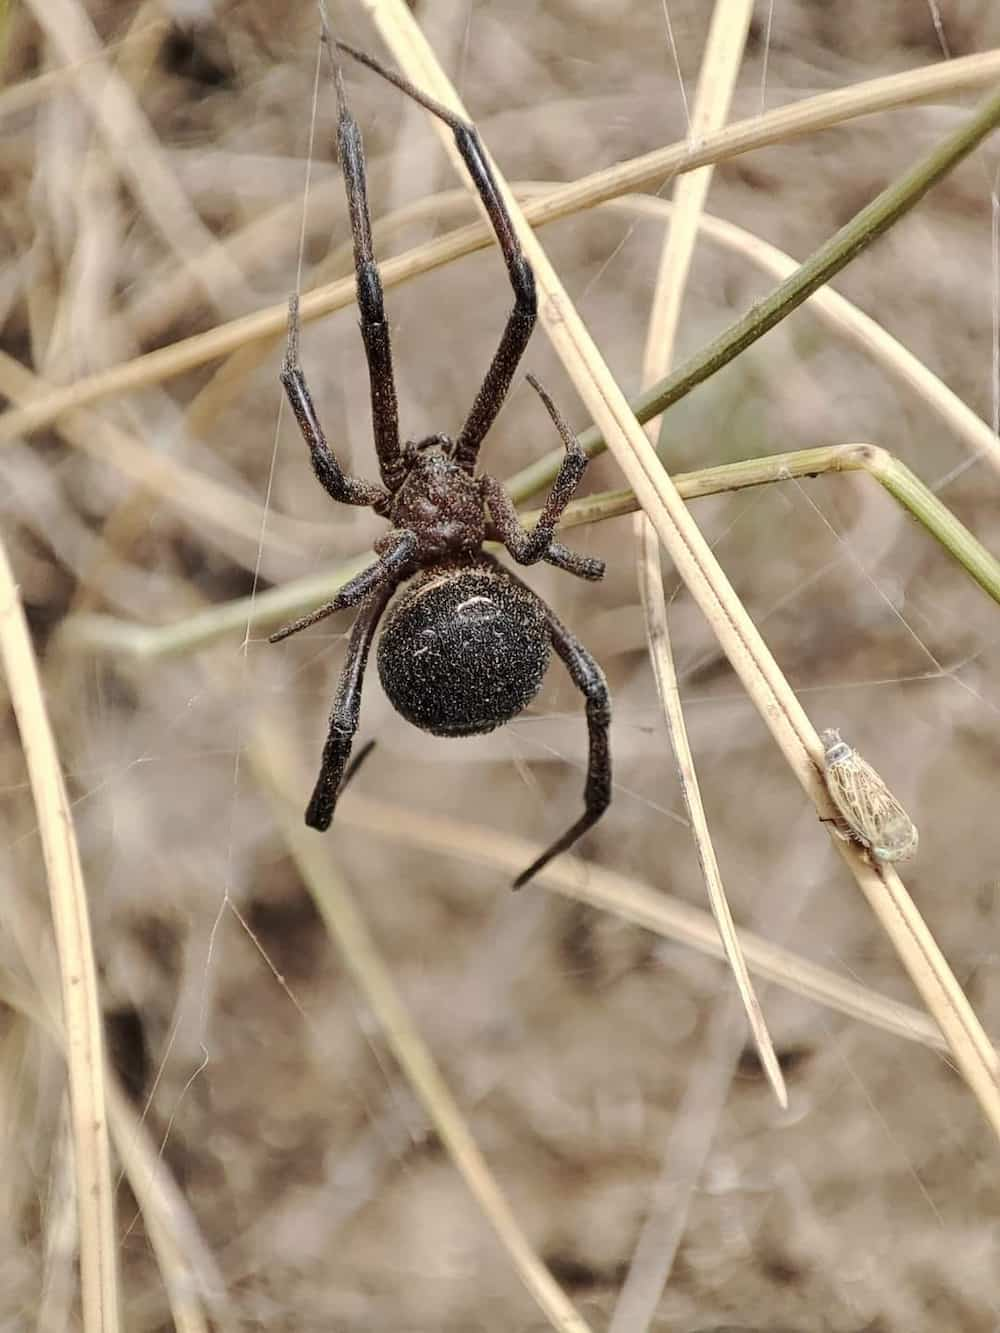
[2, 0, 1000, 1328]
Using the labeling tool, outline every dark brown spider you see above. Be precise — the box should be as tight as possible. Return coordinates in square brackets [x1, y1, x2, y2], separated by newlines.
[270, 32, 611, 889]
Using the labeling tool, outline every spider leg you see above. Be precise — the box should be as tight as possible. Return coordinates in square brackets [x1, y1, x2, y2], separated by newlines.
[319, 29, 405, 491]
[482, 374, 606, 580]
[334, 40, 537, 473]
[281, 296, 390, 510]
[543, 542, 605, 582]
[512, 604, 612, 889]
[268, 530, 415, 644]
[480, 555, 610, 889]
[305, 581, 397, 832]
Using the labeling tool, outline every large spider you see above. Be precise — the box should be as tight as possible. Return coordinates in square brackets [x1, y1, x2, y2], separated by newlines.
[271, 35, 611, 889]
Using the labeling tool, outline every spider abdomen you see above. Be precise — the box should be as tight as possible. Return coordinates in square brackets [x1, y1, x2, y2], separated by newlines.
[377, 566, 550, 737]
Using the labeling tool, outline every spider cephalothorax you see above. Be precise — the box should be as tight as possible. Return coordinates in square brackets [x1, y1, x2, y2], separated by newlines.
[271, 32, 611, 888]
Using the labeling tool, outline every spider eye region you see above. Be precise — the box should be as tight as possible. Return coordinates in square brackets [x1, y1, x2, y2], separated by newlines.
[377, 567, 550, 737]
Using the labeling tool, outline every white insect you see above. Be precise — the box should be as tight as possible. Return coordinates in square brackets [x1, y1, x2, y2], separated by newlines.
[820, 729, 919, 863]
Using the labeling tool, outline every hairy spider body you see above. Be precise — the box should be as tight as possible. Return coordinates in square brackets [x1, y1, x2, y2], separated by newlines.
[387, 445, 485, 560]
[272, 31, 612, 888]
[378, 564, 550, 737]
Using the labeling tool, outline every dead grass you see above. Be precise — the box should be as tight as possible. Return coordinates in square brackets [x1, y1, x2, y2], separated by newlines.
[1, 1, 999, 1330]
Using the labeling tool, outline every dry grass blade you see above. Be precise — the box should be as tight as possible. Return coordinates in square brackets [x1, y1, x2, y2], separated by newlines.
[25, 0, 248, 318]
[38, 1106, 79, 1333]
[634, 0, 785, 1112]
[608, 984, 756, 1333]
[846, 853, 999, 1086]
[0, 349, 304, 565]
[87, 44, 1000, 360]
[112, 46, 1000, 370]
[636, 532, 786, 1094]
[0, 973, 226, 1333]
[620, 4, 780, 1323]
[4, 50, 1000, 440]
[365, 0, 1000, 1141]
[336, 793, 954, 1056]
[0, 538, 118, 1332]
[252, 719, 594, 1333]
[0, 22, 166, 123]
[105, 1078, 224, 1333]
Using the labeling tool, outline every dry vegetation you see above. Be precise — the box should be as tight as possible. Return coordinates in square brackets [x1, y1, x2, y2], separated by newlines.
[1, 0, 1000, 1329]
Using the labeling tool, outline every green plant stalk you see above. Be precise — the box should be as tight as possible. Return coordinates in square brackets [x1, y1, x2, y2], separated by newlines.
[56, 551, 372, 660]
[506, 83, 1000, 505]
[58, 444, 1000, 661]
[526, 444, 1000, 606]
[867, 451, 1000, 598]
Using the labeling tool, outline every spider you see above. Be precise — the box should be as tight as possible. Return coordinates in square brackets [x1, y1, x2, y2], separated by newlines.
[270, 33, 611, 889]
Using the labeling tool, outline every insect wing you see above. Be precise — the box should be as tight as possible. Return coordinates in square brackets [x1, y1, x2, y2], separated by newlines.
[825, 747, 918, 862]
